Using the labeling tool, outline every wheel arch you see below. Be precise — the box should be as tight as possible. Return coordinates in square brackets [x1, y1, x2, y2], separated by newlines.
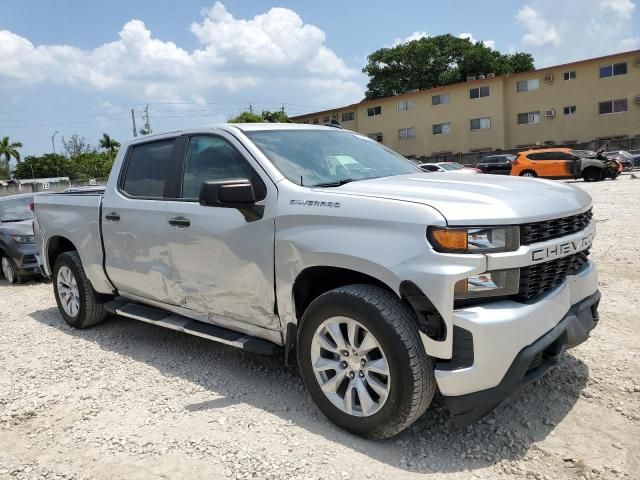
[46, 236, 78, 275]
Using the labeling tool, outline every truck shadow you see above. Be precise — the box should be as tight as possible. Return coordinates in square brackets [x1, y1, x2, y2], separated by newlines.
[29, 308, 589, 474]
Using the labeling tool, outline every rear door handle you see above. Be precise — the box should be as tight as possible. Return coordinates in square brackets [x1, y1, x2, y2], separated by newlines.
[169, 216, 191, 228]
[105, 212, 120, 222]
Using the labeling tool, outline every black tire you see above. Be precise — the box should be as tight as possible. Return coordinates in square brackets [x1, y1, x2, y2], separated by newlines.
[297, 284, 435, 439]
[582, 168, 603, 182]
[53, 251, 106, 328]
[1, 255, 21, 284]
[520, 170, 537, 178]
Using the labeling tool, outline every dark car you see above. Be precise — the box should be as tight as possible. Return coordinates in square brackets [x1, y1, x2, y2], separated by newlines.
[0, 193, 41, 283]
[477, 154, 516, 175]
[603, 151, 636, 170]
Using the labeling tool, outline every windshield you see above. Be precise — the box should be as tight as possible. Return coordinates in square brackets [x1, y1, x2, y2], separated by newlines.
[439, 163, 464, 171]
[245, 129, 420, 186]
[0, 196, 33, 222]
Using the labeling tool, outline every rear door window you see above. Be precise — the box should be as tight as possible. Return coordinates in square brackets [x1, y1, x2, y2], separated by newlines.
[121, 139, 179, 198]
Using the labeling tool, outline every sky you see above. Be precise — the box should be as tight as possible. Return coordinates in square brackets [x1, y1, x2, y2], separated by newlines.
[1, 0, 639, 156]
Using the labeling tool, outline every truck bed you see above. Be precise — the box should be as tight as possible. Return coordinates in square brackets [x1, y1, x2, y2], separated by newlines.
[34, 192, 113, 294]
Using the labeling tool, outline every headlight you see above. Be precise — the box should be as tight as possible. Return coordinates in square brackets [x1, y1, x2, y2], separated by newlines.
[11, 235, 35, 244]
[428, 226, 519, 253]
[454, 269, 520, 300]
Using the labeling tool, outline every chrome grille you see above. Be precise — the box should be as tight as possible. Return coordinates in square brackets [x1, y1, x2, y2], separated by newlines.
[519, 209, 593, 245]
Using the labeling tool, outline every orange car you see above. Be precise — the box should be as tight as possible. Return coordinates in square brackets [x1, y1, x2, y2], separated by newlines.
[511, 148, 619, 181]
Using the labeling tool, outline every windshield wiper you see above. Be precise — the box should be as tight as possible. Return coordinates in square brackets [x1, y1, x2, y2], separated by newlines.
[0, 218, 31, 223]
[312, 178, 357, 188]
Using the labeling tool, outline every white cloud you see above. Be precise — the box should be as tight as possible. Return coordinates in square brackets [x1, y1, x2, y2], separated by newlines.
[389, 31, 429, 47]
[515, 5, 560, 46]
[601, 0, 636, 17]
[515, 1, 639, 66]
[0, 2, 363, 106]
[458, 33, 496, 49]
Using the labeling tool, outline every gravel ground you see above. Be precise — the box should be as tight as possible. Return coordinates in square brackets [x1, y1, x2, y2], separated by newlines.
[1, 176, 639, 480]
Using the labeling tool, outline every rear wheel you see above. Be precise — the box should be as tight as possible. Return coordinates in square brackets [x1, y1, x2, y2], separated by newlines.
[53, 251, 106, 328]
[582, 168, 603, 182]
[298, 284, 435, 439]
[1, 256, 20, 284]
[520, 170, 537, 178]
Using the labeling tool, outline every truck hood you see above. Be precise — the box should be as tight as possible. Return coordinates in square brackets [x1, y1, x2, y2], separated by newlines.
[0, 219, 34, 236]
[321, 173, 592, 225]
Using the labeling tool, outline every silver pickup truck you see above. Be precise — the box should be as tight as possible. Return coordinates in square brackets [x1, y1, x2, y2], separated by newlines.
[34, 124, 600, 439]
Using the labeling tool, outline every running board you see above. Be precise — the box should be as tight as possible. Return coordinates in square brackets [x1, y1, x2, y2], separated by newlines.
[104, 300, 280, 356]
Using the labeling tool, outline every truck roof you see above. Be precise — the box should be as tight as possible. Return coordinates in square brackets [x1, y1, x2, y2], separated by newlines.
[126, 123, 338, 145]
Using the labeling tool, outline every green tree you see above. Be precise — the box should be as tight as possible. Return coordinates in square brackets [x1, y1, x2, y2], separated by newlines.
[0, 136, 23, 178]
[98, 133, 121, 154]
[13, 154, 70, 179]
[228, 109, 290, 123]
[362, 34, 535, 99]
[62, 134, 93, 158]
[71, 151, 115, 180]
[228, 111, 267, 123]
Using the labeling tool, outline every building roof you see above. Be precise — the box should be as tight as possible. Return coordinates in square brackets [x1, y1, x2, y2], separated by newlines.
[290, 49, 640, 120]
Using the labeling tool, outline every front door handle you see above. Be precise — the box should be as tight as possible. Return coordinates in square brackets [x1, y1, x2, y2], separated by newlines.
[169, 216, 191, 228]
[105, 212, 120, 222]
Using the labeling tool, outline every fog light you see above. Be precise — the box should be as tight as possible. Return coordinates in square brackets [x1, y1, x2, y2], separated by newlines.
[454, 269, 520, 300]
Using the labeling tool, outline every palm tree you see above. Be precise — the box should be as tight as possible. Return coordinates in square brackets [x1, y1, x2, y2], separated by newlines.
[99, 133, 121, 154]
[0, 136, 22, 178]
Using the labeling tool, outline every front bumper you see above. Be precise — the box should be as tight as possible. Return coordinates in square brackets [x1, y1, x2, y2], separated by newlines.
[13, 243, 41, 275]
[433, 260, 599, 425]
[442, 290, 600, 426]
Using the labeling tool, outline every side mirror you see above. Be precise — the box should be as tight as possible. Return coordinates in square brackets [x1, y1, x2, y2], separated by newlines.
[199, 178, 256, 208]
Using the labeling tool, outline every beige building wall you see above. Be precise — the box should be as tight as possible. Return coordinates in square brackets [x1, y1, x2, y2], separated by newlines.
[292, 50, 640, 156]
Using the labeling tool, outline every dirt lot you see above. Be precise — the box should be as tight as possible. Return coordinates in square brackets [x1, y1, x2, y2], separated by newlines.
[1, 176, 638, 480]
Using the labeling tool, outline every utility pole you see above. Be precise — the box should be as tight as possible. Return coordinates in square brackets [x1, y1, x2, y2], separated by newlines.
[51, 131, 59, 155]
[131, 109, 138, 137]
[281, 104, 285, 115]
[141, 104, 152, 135]
[248, 103, 254, 114]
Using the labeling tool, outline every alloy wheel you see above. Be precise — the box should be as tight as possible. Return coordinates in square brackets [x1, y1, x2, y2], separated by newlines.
[1, 257, 15, 283]
[310, 317, 391, 417]
[57, 266, 80, 318]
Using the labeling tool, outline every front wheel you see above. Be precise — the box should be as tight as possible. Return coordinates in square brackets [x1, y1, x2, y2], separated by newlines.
[298, 285, 435, 439]
[53, 251, 107, 328]
[1, 256, 20, 284]
[582, 168, 603, 182]
[520, 170, 537, 178]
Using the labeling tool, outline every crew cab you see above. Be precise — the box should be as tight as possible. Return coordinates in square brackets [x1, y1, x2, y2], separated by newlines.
[34, 124, 600, 439]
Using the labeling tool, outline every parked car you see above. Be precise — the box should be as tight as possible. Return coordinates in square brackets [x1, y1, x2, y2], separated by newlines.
[418, 162, 481, 174]
[511, 147, 619, 181]
[0, 193, 41, 283]
[603, 151, 635, 170]
[35, 124, 600, 438]
[477, 154, 516, 175]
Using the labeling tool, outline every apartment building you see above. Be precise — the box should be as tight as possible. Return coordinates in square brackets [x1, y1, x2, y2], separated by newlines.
[291, 50, 640, 158]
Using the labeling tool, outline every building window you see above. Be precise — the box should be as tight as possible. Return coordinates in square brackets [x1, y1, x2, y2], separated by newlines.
[517, 111, 541, 125]
[312, 118, 319, 124]
[432, 123, 451, 135]
[367, 132, 383, 142]
[599, 98, 628, 115]
[469, 86, 490, 99]
[564, 71, 577, 80]
[367, 106, 382, 117]
[432, 93, 450, 105]
[396, 100, 415, 112]
[398, 127, 416, 140]
[600, 62, 627, 78]
[470, 117, 491, 130]
[563, 105, 577, 116]
[516, 79, 540, 92]
[341, 111, 355, 122]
